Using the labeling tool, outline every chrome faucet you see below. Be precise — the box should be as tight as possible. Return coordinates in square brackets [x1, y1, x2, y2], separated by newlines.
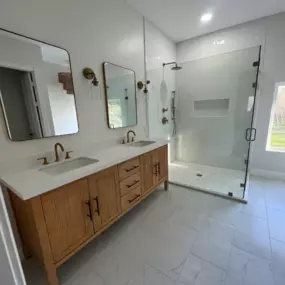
[54, 142, 65, 162]
[126, 130, 136, 143]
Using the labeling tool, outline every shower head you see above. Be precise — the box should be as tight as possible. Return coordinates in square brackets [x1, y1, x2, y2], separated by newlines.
[171, 64, 182, 71]
[163, 62, 183, 71]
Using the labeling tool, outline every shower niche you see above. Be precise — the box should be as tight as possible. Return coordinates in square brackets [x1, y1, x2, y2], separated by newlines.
[193, 98, 230, 117]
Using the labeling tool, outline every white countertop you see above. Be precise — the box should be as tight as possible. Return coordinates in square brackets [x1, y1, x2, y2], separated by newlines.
[0, 140, 168, 200]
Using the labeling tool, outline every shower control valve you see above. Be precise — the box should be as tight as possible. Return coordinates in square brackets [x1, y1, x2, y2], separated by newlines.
[162, 117, 169, 125]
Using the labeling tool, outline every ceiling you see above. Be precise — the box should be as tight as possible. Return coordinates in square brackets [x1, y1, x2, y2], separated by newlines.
[127, 0, 285, 42]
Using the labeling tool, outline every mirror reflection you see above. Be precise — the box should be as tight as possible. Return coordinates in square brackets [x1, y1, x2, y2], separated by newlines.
[0, 29, 79, 141]
[103, 62, 137, 129]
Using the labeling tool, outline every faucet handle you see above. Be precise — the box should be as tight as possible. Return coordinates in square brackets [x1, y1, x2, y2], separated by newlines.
[65, 151, 73, 160]
[37, 157, 49, 165]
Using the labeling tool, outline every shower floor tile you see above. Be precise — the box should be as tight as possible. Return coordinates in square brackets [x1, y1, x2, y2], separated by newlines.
[169, 161, 245, 199]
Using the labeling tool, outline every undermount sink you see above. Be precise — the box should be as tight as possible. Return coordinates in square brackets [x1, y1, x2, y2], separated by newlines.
[129, 140, 156, 147]
[39, 157, 99, 176]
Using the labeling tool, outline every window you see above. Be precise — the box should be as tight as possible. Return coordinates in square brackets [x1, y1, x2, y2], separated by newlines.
[108, 99, 123, 128]
[266, 83, 285, 151]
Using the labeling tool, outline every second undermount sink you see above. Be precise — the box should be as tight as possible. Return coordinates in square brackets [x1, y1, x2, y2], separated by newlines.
[39, 157, 99, 176]
[129, 140, 156, 147]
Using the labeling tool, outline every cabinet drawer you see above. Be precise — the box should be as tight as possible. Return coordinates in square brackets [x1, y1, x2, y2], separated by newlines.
[118, 157, 140, 180]
[121, 186, 141, 212]
[120, 173, 141, 197]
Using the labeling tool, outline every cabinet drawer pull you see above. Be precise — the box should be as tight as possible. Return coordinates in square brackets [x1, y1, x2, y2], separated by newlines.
[153, 163, 158, 176]
[126, 180, 139, 188]
[157, 162, 161, 175]
[93, 196, 100, 216]
[128, 194, 140, 203]
[125, 165, 139, 172]
[85, 200, 93, 221]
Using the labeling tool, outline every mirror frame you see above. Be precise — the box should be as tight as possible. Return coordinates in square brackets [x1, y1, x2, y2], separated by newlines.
[0, 27, 79, 141]
[102, 62, 138, 129]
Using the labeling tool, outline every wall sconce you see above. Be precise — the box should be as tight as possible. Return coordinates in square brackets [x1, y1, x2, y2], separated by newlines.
[137, 80, 150, 94]
[82, 67, 99, 86]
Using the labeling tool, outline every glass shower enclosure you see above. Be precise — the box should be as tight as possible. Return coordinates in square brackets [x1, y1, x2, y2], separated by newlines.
[167, 46, 261, 200]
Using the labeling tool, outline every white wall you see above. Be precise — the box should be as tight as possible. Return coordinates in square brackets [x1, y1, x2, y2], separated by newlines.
[177, 13, 285, 174]
[0, 0, 145, 172]
[144, 19, 176, 160]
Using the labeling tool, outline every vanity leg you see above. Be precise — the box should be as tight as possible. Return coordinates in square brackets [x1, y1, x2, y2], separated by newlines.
[45, 264, 59, 285]
[164, 180, 169, 191]
[22, 243, 32, 259]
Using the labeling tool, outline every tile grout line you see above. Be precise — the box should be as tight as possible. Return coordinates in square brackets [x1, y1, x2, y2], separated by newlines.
[173, 228, 201, 285]
[223, 219, 237, 285]
[264, 188, 276, 285]
[271, 237, 285, 244]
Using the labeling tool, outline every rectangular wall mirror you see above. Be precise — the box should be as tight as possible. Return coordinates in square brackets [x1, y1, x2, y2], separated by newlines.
[103, 62, 137, 129]
[0, 29, 79, 141]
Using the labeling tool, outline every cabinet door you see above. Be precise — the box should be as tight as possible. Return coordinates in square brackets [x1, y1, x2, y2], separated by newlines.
[88, 166, 121, 231]
[152, 149, 161, 185]
[158, 146, 168, 181]
[142, 152, 156, 194]
[41, 179, 94, 263]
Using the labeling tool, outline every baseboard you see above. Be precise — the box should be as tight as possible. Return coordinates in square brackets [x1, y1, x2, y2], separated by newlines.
[250, 168, 285, 181]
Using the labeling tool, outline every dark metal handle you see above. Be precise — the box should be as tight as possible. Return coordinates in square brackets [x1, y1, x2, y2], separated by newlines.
[128, 194, 140, 203]
[127, 180, 139, 188]
[245, 128, 257, 142]
[93, 197, 100, 216]
[85, 200, 93, 221]
[245, 128, 250, 141]
[251, 128, 257, 141]
[153, 163, 158, 175]
[125, 165, 139, 172]
[157, 162, 161, 175]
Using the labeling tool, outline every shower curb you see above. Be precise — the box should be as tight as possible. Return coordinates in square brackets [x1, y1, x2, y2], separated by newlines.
[169, 181, 248, 204]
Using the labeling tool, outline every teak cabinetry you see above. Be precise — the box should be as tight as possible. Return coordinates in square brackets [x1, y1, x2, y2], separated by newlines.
[88, 166, 121, 231]
[9, 145, 168, 285]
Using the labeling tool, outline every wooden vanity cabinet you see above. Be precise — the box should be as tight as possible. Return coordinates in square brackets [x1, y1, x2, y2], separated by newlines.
[87, 166, 121, 231]
[142, 146, 169, 195]
[9, 145, 168, 285]
[41, 179, 94, 263]
[141, 151, 156, 195]
[157, 145, 168, 182]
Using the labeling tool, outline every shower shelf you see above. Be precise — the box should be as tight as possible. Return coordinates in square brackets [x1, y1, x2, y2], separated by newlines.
[192, 98, 229, 118]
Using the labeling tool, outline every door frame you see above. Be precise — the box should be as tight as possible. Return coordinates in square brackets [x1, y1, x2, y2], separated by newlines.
[243, 45, 262, 197]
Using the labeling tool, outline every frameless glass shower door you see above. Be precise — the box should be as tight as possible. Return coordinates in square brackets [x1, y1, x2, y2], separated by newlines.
[170, 46, 261, 200]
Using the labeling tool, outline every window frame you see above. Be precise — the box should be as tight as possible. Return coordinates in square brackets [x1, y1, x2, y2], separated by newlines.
[266, 81, 285, 152]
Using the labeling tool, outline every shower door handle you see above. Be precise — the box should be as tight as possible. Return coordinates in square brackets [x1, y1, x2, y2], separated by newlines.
[245, 128, 257, 142]
[245, 128, 250, 141]
[251, 128, 257, 141]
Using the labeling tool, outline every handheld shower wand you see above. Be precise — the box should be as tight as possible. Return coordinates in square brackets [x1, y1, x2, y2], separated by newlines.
[171, 91, 177, 137]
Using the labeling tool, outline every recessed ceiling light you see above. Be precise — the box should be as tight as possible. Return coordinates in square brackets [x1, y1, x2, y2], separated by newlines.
[200, 13, 213, 23]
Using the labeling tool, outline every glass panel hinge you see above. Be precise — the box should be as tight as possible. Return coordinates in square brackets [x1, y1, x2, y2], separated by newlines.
[253, 61, 260, 67]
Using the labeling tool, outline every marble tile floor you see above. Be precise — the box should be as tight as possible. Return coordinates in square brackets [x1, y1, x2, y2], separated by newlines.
[23, 176, 285, 285]
[169, 161, 245, 200]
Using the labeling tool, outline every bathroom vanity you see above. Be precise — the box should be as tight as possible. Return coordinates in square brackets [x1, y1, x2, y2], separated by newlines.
[5, 143, 168, 285]
[0, 27, 169, 285]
